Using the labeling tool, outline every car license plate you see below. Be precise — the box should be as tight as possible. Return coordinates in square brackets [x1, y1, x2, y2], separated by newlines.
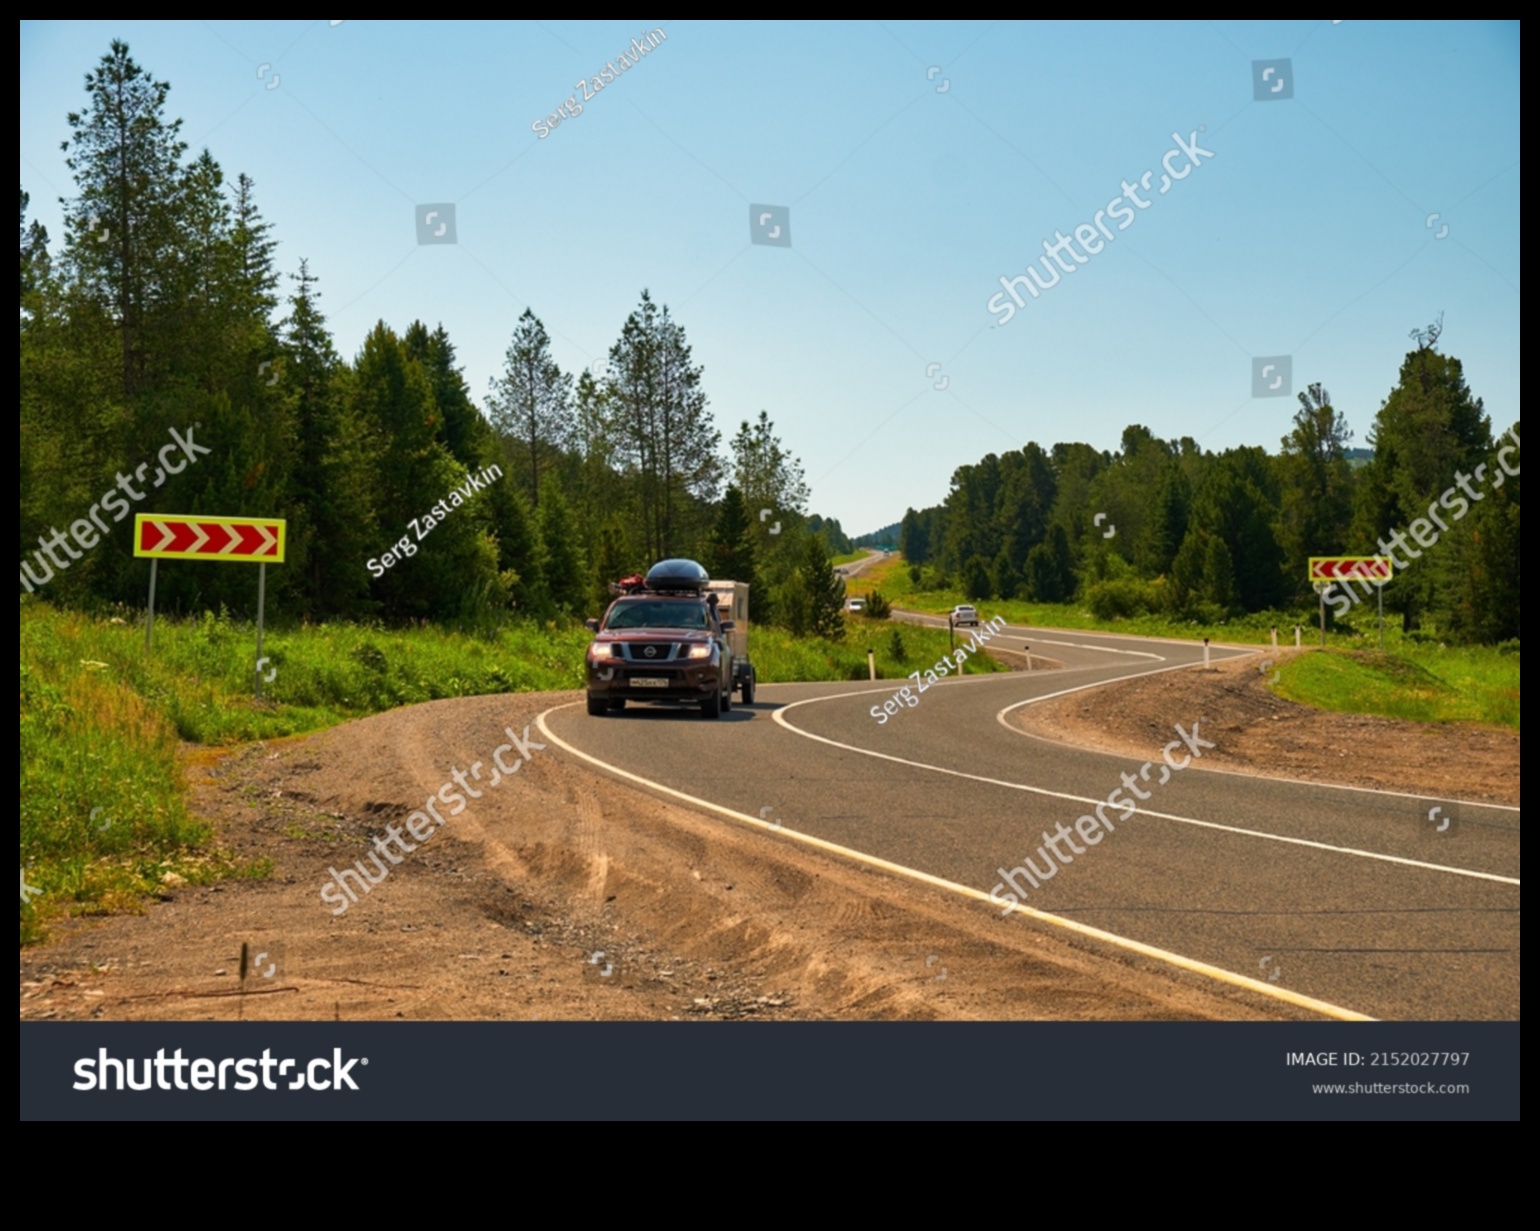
[631, 677, 668, 688]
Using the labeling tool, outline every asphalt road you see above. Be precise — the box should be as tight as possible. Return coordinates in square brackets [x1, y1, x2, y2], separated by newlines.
[543, 620, 1520, 1020]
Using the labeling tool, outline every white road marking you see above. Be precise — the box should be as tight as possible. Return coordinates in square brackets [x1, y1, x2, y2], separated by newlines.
[770, 682, 1518, 886]
[1013, 637, 1164, 659]
[536, 703, 1373, 1021]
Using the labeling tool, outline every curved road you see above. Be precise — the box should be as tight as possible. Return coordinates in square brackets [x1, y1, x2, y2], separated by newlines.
[539, 620, 1520, 1021]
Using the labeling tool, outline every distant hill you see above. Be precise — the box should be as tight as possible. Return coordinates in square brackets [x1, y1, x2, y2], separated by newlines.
[854, 521, 901, 548]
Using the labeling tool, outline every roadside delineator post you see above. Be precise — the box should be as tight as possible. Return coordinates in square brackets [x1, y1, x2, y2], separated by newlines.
[867, 647, 876, 681]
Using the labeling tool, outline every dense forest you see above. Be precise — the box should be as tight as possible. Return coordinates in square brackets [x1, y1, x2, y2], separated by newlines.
[899, 328, 1519, 643]
[21, 43, 1518, 647]
[19, 42, 858, 636]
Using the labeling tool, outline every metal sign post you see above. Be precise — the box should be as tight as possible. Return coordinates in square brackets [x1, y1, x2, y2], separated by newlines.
[1308, 557, 1394, 649]
[145, 558, 158, 652]
[134, 514, 286, 697]
[255, 562, 268, 699]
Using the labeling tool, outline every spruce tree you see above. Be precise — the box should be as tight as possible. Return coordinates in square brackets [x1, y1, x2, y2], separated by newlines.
[487, 308, 572, 509]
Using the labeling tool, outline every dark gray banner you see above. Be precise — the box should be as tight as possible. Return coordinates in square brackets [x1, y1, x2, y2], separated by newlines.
[21, 1022, 1518, 1120]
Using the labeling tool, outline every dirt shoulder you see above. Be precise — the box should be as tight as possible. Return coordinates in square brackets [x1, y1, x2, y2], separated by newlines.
[1010, 649, 1519, 806]
[21, 689, 1304, 1023]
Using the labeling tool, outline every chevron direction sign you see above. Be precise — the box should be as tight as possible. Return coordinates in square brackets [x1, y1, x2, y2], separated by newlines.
[1309, 556, 1392, 584]
[134, 515, 286, 563]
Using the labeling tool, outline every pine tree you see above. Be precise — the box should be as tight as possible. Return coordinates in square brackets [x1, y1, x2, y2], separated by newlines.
[899, 508, 929, 565]
[1201, 534, 1237, 613]
[1352, 318, 1492, 632]
[1432, 429, 1519, 642]
[60, 40, 189, 400]
[730, 410, 809, 520]
[280, 260, 375, 616]
[802, 531, 846, 640]
[1277, 383, 1355, 599]
[539, 483, 586, 613]
[588, 518, 633, 615]
[350, 322, 503, 621]
[1137, 463, 1190, 578]
[484, 479, 547, 615]
[705, 486, 756, 587]
[409, 322, 494, 471]
[607, 290, 721, 559]
[488, 308, 571, 509]
[19, 185, 49, 304]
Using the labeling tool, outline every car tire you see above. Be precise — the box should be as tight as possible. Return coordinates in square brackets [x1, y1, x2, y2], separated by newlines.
[700, 686, 722, 719]
[722, 679, 732, 712]
[608, 698, 626, 711]
[586, 692, 607, 716]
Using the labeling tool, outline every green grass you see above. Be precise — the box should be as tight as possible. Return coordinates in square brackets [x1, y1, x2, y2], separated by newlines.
[869, 555, 1302, 643]
[1273, 645, 1520, 729]
[866, 554, 1518, 726]
[830, 549, 868, 566]
[18, 601, 594, 942]
[752, 618, 1006, 684]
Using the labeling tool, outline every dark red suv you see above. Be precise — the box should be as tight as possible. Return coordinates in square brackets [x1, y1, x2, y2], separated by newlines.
[584, 561, 735, 719]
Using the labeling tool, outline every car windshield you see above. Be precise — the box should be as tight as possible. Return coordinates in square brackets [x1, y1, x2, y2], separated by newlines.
[605, 600, 708, 630]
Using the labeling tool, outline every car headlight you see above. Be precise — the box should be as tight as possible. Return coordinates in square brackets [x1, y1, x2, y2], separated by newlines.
[686, 643, 712, 659]
[588, 642, 616, 660]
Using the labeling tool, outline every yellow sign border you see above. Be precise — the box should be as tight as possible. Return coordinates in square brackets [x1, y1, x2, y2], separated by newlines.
[134, 514, 287, 564]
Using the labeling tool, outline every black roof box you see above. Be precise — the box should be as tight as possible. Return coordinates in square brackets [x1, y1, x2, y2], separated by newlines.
[645, 559, 710, 591]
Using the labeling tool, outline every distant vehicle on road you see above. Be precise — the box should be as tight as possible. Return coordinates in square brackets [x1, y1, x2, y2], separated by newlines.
[950, 604, 980, 627]
[847, 598, 866, 612]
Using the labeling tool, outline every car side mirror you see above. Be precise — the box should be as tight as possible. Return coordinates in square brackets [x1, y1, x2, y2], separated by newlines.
[719, 620, 735, 631]
[585, 618, 599, 632]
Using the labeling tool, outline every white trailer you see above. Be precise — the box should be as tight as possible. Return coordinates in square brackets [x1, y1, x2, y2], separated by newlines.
[704, 580, 755, 704]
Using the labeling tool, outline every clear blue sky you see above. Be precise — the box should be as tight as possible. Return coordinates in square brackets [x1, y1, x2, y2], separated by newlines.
[19, 20, 1521, 536]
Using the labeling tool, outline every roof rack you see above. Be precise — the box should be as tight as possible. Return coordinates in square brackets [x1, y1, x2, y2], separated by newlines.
[607, 559, 712, 597]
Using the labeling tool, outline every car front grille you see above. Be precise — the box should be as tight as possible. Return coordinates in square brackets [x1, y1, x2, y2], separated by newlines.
[619, 642, 684, 662]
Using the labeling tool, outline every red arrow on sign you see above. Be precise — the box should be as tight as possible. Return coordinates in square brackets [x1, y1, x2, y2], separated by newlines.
[1309, 556, 1392, 583]
[134, 515, 286, 563]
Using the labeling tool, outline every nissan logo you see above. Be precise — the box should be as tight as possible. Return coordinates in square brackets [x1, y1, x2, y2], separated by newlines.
[643, 645, 658, 658]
